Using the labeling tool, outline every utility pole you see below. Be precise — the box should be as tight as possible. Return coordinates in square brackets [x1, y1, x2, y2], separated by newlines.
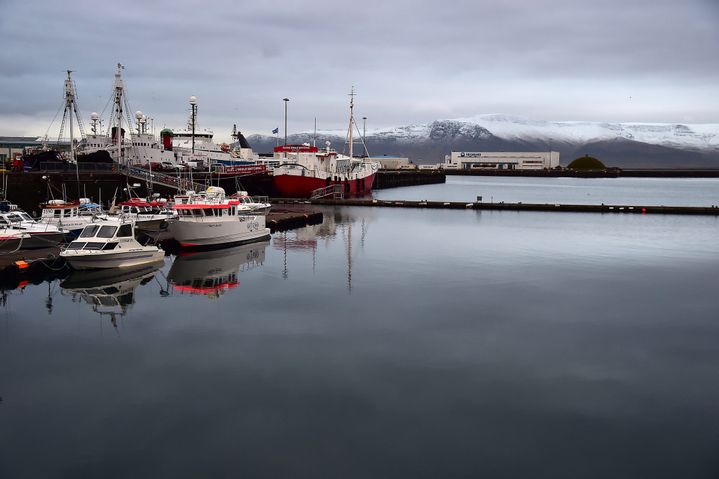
[283, 97, 289, 146]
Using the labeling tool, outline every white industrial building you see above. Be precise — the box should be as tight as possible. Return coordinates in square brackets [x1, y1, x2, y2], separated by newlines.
[369, 155, 415, 170]
[443, 151, 560, 170]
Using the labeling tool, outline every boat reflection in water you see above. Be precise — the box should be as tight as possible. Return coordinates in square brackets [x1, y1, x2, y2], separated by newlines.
[167, 240, 268, 299]
[60, 260, 164, 327]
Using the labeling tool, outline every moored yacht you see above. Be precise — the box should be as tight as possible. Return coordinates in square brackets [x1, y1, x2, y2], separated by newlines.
[168, 186, 270, 249]
[61, 219, 164, 269]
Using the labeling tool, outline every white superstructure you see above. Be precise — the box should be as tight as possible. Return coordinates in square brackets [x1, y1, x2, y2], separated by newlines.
[443, 151, 560, 170]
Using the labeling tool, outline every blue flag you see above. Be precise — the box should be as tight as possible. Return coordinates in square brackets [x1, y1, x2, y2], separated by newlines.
[272, 127, 279, 134]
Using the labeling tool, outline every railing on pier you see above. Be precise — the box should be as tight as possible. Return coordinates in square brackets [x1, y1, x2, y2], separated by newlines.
[310, 184, 344, 199]
[119, 165, 206, 193]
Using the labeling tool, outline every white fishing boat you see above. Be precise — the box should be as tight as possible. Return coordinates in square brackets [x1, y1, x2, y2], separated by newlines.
[39, 199, 107, 236]
[168, 186, 270, 249]
[61, 219, 164, 269]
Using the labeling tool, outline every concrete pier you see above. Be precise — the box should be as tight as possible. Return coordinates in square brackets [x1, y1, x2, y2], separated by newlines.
[272, 198, 719, 216]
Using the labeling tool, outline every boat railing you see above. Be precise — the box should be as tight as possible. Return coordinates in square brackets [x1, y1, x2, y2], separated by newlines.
[310, 184, 344, 200]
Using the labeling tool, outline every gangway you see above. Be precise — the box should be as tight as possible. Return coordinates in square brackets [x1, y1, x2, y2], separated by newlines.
[310, 184, 344, 199]
[119, 165, 206, 193]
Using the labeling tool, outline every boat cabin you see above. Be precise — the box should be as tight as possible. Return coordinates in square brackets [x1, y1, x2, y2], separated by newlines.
[66, 223, 135, 251]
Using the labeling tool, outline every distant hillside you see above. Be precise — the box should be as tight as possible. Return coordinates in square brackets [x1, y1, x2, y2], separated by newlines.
[246, 115, 719, 168]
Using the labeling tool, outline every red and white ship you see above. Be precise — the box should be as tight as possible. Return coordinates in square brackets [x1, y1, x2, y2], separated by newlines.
[272, 89, 379, 198]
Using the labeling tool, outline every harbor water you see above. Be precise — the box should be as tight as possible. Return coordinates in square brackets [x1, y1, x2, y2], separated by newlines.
[1, 180, 719, 478]
[375, 175, 719, 206]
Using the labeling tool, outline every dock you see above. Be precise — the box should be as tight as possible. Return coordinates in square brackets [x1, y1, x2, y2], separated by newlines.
[272, 198, 719, 216]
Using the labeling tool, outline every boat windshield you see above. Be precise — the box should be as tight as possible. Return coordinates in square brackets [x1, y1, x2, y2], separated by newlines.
[96, 225, 118, 238]
[80, 225, 101, 238]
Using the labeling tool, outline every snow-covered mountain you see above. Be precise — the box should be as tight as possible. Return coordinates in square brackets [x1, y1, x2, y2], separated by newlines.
[247, 115, 719, 168]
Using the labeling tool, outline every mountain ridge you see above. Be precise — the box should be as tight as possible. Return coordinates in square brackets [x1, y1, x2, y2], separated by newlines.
[246, 115, 719, 168]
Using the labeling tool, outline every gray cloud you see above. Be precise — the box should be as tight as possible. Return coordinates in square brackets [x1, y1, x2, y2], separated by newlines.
[0, 0, 717, 140]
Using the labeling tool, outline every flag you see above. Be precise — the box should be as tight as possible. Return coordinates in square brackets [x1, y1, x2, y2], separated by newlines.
[272, 127, 279, 134]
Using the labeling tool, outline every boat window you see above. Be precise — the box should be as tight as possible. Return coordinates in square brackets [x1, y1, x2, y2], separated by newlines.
[193, 210, 202, 217]
[63, 209, 72, 217]
[117, 224, 133, 237]
[203, 208, 214, 217]
[102, 242, 118, 250]
[80, 225, 100, 238]
[7, 214, 22, 223]
[20, 213, 33, 221]
[96, 225, 118, 238]
[54, 210, 61, 218]
[0, 218, 8, 225]
[83, 242, 104, 250]
[66, 242, 86, 250]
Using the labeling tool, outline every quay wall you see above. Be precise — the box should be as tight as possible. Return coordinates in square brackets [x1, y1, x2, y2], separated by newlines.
[273, 198, 719, 216]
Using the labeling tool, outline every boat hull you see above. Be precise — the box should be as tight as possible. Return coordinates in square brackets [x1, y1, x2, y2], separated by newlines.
[168, 216, 271, 249]
[273, 172, 376, 198]
[62, 249, 165, 270]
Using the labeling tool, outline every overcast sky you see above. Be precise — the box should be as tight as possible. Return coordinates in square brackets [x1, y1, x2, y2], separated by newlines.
[1, 0, 717, 142]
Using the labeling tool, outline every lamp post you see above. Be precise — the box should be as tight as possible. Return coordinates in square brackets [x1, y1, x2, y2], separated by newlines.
[189, 96, 197, 156]
[283, 97, 289, 146]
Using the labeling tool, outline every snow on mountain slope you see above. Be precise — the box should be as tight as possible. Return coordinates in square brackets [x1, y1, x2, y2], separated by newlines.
[445, 114, 719, 150]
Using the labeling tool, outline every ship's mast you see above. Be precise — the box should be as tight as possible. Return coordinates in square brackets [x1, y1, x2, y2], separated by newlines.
[59, 70, 86, 192]
[347, 87, 355, 159]
[112, 63, 125, 165]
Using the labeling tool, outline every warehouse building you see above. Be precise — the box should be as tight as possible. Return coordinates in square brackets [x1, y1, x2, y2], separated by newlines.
[443, 151, 560, 170]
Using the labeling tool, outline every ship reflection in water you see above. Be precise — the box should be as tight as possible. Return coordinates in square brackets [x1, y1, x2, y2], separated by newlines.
[60, 260, 165, 328]
[272, 208, 372, 293]
[167, 240, 269, 299]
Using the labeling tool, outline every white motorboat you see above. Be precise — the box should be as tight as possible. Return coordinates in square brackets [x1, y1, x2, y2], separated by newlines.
[61, 219, 165, 269]
[169, 186, 270, 249]
[111, 197, 177, 233]
[0, 228, 30, 253]
[0, 209, 67, 248]
[229, 191, 271, 214]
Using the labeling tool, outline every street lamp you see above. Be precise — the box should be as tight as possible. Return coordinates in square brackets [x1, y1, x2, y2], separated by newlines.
[189, 95, 197, 155]
[283, 97, 289, 146]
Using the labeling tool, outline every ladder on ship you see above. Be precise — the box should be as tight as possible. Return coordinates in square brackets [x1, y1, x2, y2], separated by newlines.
[119, 164, 207, 193]
[310, 184, 344, 199]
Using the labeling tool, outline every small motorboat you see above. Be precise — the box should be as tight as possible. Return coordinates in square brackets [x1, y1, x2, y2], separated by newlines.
[60, 219, 165, 270]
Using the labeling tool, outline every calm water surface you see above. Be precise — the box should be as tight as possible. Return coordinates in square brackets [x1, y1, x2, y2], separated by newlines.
[1, 204, 718, 478]
[375, 175, 719, 206]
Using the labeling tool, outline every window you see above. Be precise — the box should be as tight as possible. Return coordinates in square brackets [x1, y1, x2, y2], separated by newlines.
[203, 208, 214, 217]
[54, 210, 61, 218]
[96, 225, 118, 238]
[63, 209, 72, 217]
[102, 242, 118, 250]
[83, 242, 104, 250]
[80, 225, 100, 238]
[67, 242, 86, 250]
[117, 224, 133, 237]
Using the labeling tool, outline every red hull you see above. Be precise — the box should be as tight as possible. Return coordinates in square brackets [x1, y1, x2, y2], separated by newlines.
[274, 173, 376, 198]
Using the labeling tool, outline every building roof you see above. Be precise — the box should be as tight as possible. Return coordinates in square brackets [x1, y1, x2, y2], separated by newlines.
[0, 136, 43, 147]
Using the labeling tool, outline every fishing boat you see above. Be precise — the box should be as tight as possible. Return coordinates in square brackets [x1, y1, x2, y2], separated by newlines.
[168, 186, 270, 249]
[112, 197, 176, 233]
[39, 198, 107, 236]
[60, 219, 164, 269]
[272, 88, 379, 198]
